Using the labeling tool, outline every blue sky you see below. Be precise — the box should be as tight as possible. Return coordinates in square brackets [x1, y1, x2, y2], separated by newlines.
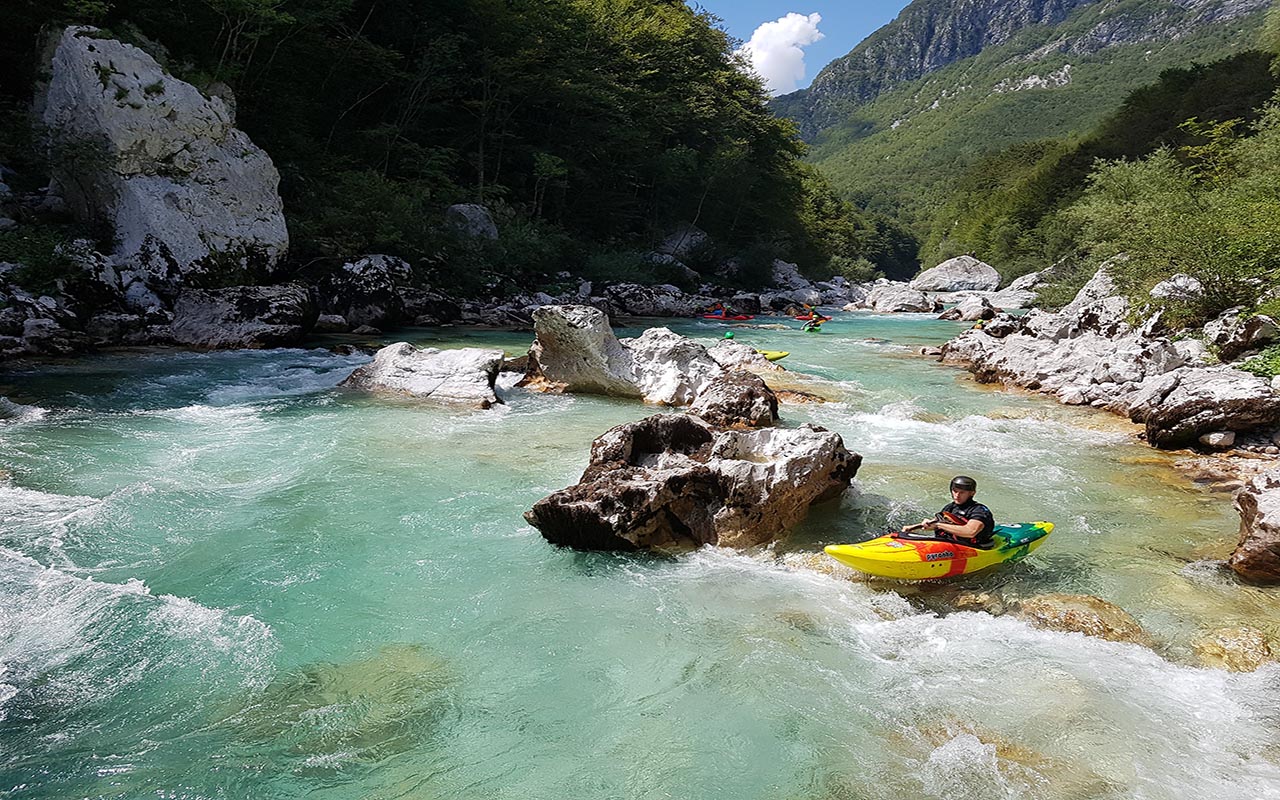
[689, 1, 909, 94]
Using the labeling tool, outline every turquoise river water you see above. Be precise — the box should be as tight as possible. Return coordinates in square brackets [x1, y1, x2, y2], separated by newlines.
[1, 312, 1278, 799]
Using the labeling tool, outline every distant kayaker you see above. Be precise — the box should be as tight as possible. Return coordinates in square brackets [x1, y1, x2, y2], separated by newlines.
[917, 475, 995, 546]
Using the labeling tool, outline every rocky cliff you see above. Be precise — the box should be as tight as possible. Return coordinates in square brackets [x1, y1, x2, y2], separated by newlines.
[776, 0, 1269, 140]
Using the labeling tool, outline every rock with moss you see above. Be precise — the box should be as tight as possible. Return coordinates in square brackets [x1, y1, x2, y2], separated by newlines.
[38, 27, 288, 281]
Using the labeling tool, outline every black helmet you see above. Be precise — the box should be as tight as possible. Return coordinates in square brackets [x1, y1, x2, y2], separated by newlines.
[950, 475, 977, 491]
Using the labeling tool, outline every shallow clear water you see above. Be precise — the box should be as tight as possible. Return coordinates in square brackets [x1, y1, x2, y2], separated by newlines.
[2, 313, 1278, 799]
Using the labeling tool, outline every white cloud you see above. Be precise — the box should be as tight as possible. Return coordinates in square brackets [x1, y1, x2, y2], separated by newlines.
[736, 12, 824, 96]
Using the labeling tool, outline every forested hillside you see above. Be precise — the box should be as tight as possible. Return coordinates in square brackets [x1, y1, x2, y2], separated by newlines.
[776, 0, 1268, 242]
[0, 0, 916, 291]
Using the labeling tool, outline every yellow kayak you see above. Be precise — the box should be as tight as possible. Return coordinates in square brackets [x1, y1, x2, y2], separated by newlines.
[756, 349, 789, 361]
[824, 522, 1054, 580]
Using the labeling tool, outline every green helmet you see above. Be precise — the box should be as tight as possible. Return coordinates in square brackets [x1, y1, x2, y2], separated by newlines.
[724, 331, 735, 339]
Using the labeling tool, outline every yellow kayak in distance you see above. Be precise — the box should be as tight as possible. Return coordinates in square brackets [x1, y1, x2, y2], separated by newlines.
[824, 522, 1054, 580]
[756, 349, 789, 362]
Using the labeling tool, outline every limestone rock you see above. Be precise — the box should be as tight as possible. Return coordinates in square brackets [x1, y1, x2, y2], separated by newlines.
[867, 283, 934, 313]
[520, 305, 724, 405]
[170, 284, 315, 349]
[521, 305, 640, 397]
[771, 259, 814, 291]
[1192, 626, 1273, 672]
[1126, 367, 1280, 448]
[1150, 273, 1204, 302]
[1204, 307, 1280, 362]
[340, 342, 503, 409]
[1198, 431, 1235, 449]
[524, 414, 859, 551]
[624, 327, 725, 406]
[910, 256, 1000, 292]
[1015, 593, 1154, 647]
[1229, 467, 1280, 584]
[706, 340, 784, 374]
[937, 294, 996, 321]
[603, 283, 704, 317]
[318, 255, 412, 329]
[444, 204, 498, 240]
[656, 223, 709, 262]
[689, 371, 778, 428]
[40, 27, 287, 278]
[313, 314, 350, 333]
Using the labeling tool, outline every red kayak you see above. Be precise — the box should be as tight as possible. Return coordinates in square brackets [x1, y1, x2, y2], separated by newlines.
[703, 314, 754, 321]
[794, 315, 832, 321]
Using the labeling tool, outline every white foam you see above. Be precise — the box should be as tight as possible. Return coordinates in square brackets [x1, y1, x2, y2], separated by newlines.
[0, 397, 47, 423]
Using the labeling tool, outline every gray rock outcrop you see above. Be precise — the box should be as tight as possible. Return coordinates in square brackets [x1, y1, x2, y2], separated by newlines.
[169, 284, 315, 349]
[1229, 467, 1280, 584]
[341, 342, 504, 409]
[937, 294, 996, 321]
[1204, 307, 1280, 362]
[910, 256, 1001, 292]
[318, 255, 413, 329]
[867, 283, 935, 312]
[524, 414, 859, 551]
[689, 371, 778, 428]
[1125, 368, 1280, 448]
[520, 305, 725, 405]
[940, 264, 1280, 447]
[706, 340, 785, 374]
[444, 204, 498, 240]
[39, 27, 288, 280]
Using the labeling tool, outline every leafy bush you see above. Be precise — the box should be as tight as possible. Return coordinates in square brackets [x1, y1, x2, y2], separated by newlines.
[0, 226, 82, 294]
[1240, 344, 1280, 377]
[829, 255, 882, 284]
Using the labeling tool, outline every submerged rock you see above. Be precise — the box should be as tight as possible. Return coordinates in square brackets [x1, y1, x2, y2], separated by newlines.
[341, 342, 504, 408]
[1229, 467, 1280, 584]
[1191, 626, 1274, 672]
[525, 414, 859, 551]
[1014, 593, 1155, 647]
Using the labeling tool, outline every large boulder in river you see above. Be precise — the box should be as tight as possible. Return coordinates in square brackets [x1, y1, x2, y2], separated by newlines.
[910, 256, 1001, 292]
[689, 371, 778, 428]
[39, 27, 287, 280]
[1229, 467, 1280, 584]
[341, 343, 504, 409]
[520, 305, 724, 405]
[318, 255, 413, 329]
[867, 283, 935, 313]
[1191, 626, 1274, 672]
[937, 295, 996, 322]
[521, 305, 642, 398]
[1125, 367, 1280, 448]
[707, 340, 785, 374]
[623, 327, 725, 405]
[524, 414, 859, 551]
[169, 284, 315, 349]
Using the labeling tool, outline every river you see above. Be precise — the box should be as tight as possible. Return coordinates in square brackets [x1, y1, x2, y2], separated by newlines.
[2, 312, 1278, 799]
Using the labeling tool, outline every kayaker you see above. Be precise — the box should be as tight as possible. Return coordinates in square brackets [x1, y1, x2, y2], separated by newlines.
[918, 475, 995, 546]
